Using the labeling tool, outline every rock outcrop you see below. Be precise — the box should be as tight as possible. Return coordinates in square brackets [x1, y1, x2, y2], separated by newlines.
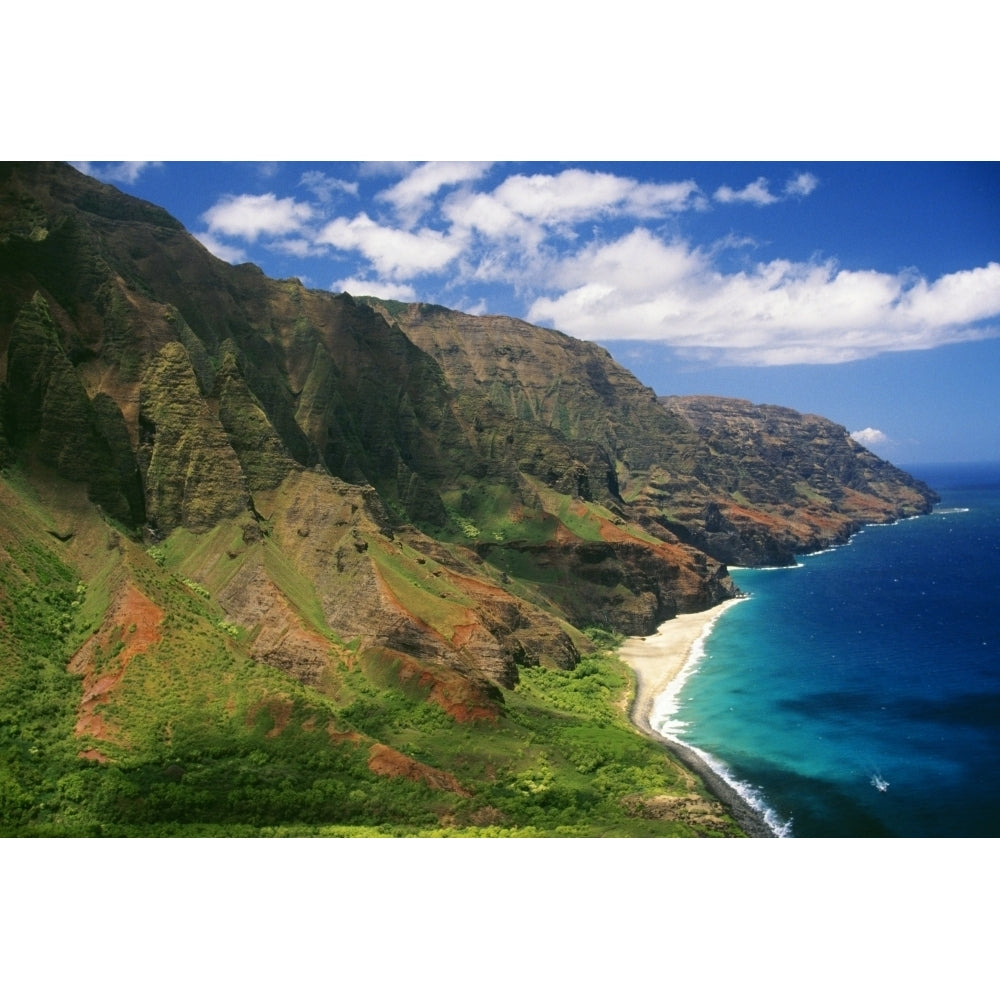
[656, 395, 938, 565]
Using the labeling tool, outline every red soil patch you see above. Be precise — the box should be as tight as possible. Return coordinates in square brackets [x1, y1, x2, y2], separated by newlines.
[724, 503, 789, 530]
[597, 517, 664, 550]
[441, 570, 512, 602]
[553, 520, 581, 545]
[67, 581, 164, 754]
[389, 649, 499, 724]
[450, 621, 479, 648]
[367, 743, 469, 796]
[430, 688, 498, 724]
[368, 565, 501, 722]
[116, 584, 165, 666]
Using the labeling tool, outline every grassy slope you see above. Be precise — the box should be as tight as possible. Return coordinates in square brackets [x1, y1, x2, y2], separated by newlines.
[0, 471, 741, 837]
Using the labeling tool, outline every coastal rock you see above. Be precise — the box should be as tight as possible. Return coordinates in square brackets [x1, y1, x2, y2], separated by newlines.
[656, 395, 939, 563]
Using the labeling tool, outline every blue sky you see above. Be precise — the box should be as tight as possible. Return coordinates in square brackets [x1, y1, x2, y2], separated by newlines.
[75, 161, 1000, 466]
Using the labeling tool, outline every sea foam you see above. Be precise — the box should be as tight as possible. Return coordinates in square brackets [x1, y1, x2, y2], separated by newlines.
[647, 601, 793, 836]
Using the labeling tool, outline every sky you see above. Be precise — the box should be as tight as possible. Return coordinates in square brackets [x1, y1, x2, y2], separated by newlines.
[74, 160, 1000, 467]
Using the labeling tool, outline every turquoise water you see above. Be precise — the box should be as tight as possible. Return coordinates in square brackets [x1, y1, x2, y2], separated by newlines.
[653, 462, 1000, 837]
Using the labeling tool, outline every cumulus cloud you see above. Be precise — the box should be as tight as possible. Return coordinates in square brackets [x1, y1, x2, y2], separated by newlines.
[202, 193, 314, 242]
[73, 161, 159, 185]
[315, 212, 464, 280]
[715, 177, 778, 206]
[266, 237, 328, 258]
[488, 168, 705, 226]
[380, 162, 492, 223]
[334, 277, 417, 300]
[527, 230, 1000, 365]
[785, 171, 819, 197]
[438, 168, 707, 277]
[299, 170, 359, 203]
[443, 190, 546, 255]
[193, 231, 247, 264]
[715, 172, 819, 206]
[851, 427, 890, 449]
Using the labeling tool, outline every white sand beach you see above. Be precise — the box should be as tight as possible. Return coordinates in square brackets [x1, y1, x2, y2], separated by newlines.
[619, 604, 735, 737]
[617, 600, 775, 837]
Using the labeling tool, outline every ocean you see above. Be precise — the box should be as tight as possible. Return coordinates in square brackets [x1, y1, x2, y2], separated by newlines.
[650, 461, 1000, 838]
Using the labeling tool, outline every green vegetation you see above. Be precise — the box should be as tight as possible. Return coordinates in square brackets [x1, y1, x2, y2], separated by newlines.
[1, 522, 738, 835]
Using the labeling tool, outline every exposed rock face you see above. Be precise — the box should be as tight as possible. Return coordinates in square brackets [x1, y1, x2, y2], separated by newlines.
[5, 293, 142, 523]
[214, 562, 331, 686]
[365, 299, 696, 508]
[657, 396, 938, 565]
[139, 341, 250, 533]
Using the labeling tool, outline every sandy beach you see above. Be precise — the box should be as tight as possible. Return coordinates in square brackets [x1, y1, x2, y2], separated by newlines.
[618, 600, 776, 837]
[619, 605, 732, 739]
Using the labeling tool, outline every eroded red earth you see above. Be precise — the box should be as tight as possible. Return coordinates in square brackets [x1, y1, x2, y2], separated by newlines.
[367, 742, 469, 796]
[68, 581, 164, 759]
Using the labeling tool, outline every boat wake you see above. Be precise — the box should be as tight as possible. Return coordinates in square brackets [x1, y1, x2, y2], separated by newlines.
[871, 772, 889, 792]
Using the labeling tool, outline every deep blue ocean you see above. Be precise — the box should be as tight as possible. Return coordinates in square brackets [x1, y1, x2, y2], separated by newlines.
[651, 461, 1000, 837]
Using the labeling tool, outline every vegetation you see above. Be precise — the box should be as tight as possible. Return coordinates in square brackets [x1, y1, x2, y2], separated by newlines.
[0, 517, 736, 835]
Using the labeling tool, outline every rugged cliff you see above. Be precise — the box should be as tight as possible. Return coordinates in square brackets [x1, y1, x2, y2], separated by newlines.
[366, 299, 937, 568]
[656, 395, 937, 565]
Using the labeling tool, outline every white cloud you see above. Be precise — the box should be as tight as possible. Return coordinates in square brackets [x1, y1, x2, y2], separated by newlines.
[488, 168, 704, 225]
[334, 277, 417, 300]
[73, 161, 159, 185]
[443, 190, 546, 254]
[714, 177, 778, 206]
[438, 168, 707, 280]
[715, 172, 819, 206]
[266, 237, 328, 258]
[897, 264, 1000, 327]
[193, 231, 247, 264]
[851, 427, 890, 449]
[494, 169, 638, 222]
[299, 170, 359, 203]
[380, 162, 492, 222]
[785, 171, 819, 197]
[627, 178, 708, 215]
[526, 228, 1000, 365]
[315, 212, 464, 280]
[202, 193, 314, 242]
[358, 161, 417, 179]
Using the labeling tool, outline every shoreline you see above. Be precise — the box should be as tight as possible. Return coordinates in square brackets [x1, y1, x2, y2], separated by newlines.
[618, 602, 776, 838]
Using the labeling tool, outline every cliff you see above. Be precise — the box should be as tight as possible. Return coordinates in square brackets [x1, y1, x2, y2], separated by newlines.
[657, 395, 937, 565]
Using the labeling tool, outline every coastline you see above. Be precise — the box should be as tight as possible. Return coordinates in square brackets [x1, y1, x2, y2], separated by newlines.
[618, 602, 776, 838]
